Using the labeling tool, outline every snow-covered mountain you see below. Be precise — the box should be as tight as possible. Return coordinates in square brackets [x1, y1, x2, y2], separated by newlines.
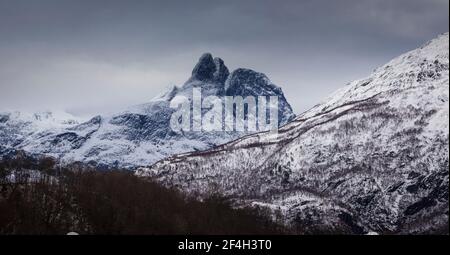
[0, 53, 295, 168]
[0, 111, 81, 154]
[137, 33, 449, 234]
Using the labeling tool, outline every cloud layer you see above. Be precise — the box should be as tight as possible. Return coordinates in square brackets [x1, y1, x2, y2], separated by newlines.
[0, 0, 448, 116]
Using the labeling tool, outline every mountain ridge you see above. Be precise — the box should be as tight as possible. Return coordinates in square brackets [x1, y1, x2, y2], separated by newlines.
[0, 54, 295, 168]
[137, 33, 449, 234]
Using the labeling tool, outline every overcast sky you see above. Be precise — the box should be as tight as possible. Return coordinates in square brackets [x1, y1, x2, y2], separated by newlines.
[0, 0, 448, 117]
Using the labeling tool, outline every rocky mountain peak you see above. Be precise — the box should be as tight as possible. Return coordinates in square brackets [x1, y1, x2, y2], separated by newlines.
[190, 53, 229, 84]
[213, 57, 229, 84]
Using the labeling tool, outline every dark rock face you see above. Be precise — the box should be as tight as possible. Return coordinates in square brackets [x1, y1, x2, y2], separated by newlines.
[50, 132, 86, 150]
[69, 115, 101, 131]
[225, 68, 294, 124]
[190, 53, 230, 85]
[226, 69, 280, 96]
[213, 57, 230, 84]
[191, 53, 220, 82]
[0, 114, 10, 123]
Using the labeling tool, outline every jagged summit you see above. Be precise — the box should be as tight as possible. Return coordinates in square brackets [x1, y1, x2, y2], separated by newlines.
[189, 53, 229, 84]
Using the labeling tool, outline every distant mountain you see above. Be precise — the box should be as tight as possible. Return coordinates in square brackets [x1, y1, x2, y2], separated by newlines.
[0, 111, 81, 154]
[137, 33, 449, 234]
[0, 53, 295, 168]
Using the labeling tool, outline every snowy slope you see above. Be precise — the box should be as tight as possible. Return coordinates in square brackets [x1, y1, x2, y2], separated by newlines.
[0, 111, 81, 154]
[0, 53, 295, 168]
[137, 33, 449, 234]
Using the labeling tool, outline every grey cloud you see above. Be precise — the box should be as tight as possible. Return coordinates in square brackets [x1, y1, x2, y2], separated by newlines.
[0, 0, 448, 116]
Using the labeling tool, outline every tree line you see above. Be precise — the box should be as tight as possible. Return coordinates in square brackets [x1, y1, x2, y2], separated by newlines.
[0, 152, 288, 235]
